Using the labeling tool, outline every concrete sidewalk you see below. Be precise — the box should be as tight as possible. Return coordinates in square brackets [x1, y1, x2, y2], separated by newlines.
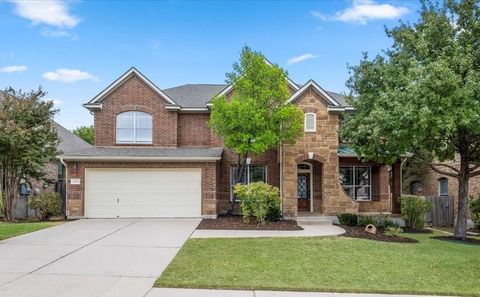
[191, 224, 345, 238]
[147, 288, 453, 297]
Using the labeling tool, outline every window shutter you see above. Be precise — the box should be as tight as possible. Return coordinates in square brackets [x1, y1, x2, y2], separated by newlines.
[371, 166, 381, 201]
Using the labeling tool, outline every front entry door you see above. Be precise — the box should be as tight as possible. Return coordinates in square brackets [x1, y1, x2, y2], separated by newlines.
[297, 173, 310, 211]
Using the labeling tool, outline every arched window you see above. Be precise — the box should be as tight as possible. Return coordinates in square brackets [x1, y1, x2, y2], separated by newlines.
[438, 178, 449, 196]
[116, 111, 152, 144]
[304, 113, 316, 132]
[409, 180, 423, 195]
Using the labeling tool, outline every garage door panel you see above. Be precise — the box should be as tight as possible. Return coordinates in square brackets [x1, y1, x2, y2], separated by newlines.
[85, 169, 202, 218]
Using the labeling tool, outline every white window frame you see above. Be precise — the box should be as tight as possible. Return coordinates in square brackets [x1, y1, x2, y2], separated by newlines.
[339, 166, 372, 201]
[230, 165, 267, 201]
[116, 111, 153, 144]
[438, 178, 448, 196]
[304, 113, 316, 132]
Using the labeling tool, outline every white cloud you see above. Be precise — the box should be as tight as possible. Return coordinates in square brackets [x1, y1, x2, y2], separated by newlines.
[9, 0, 80, 28]
[42, 69, 99, 83]
[311, 0, 409, 25]
[0, 65, 27, 73]
[287, 54, 318, 65]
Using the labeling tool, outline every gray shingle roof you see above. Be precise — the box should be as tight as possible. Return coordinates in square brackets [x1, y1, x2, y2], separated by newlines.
[163, 84, 227, 108]
[58, 147, 223, 161]
[326, 91, 349, 107]
[162, 84, 350, 108]
[55, 122, 92, 154]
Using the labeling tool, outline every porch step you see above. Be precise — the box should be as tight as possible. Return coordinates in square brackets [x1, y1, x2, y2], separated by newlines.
[296, 216, 333, 225]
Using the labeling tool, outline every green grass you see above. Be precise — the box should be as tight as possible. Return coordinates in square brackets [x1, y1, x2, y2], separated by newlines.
[0, 221, 57, 241]
[156, 233, 480, 296]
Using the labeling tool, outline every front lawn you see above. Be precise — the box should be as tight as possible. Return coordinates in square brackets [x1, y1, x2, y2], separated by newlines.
[0, 222, 57, 241]
[156, 233, 480, 296]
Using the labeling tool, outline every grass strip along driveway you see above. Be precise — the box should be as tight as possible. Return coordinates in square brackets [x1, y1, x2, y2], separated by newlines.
[156, 233, 480, 296]
[0, 222, 56, 241]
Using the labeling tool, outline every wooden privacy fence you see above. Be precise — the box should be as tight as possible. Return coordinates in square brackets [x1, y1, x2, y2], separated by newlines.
[426, 196, 454, 226]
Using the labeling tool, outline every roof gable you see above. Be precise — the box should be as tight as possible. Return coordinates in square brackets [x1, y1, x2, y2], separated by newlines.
[84, 67, 177, 109]
[287, 80, 341, 107]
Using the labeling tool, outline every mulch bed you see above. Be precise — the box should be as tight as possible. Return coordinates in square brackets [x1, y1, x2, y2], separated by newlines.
[197, 214, 303, 231]
[402, 228, 433, 234]
[341, 226, 418, 243]
[433, 236, 480, 245]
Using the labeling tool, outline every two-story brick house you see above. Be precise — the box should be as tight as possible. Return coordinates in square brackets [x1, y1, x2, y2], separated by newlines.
[58, 67, 402, 219]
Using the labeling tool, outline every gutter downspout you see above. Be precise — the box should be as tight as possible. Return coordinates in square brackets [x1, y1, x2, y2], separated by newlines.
[60, 158, 68, 219]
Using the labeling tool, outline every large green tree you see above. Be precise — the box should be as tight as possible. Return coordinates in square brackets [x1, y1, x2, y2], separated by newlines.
[0, 88, 59, 222]
[341, 0, 480, 238]
[73, 125, 94, 144]
[210, 46, 303, 212]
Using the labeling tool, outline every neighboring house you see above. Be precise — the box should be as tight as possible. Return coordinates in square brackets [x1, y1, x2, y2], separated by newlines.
[58, 67, 403, 219]
[403, 158, 480, 212]
[14, 122, 92, 218]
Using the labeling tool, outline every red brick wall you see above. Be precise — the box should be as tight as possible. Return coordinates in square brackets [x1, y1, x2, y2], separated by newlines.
[216, 149, 280, 214]
[93, 74, 178, 147]
[65, 161, 217, 217]
[177, 113, 212, 147]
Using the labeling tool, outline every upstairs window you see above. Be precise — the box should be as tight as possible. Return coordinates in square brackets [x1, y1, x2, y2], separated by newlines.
[304, 113, 316, 132]
[116, 111, 152, 144]
[438, 178, 448, 196]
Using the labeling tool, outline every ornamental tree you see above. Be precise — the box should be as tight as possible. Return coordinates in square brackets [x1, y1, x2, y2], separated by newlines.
[209, 46, 303, 213]
[341, 0, 480, 238]
[0, 88, 59, 221]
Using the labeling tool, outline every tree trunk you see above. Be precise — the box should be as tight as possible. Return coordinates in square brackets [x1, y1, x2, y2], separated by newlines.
[228, 153, 249, 214]
[454, 153, 469, 239]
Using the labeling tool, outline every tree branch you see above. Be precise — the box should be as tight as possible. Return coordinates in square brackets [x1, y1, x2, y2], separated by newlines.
[430, 162, 460, 173]
[470, 170, 480, 178]
[428, 164, 459, 178]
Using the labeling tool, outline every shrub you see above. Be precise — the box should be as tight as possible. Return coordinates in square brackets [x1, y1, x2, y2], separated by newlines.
[376, 217, 400, 228]
[358, 215, 377, 227]
[338, 213, 358, 226]
[235, 182, 282, 224]
[28, 191, 62, 221]
[399, 195, 433, 229]
[384, 226, 403, 237]
[470, 196, 480, 230]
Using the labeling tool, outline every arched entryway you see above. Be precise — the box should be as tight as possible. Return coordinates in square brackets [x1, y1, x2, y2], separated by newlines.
[295, 158, 323, 213]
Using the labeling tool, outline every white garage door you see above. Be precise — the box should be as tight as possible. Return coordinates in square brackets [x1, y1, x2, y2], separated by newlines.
[85, 169, 202, 218]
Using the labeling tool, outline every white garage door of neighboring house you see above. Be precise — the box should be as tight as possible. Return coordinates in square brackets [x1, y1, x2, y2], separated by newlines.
[85, 169, 202, 218]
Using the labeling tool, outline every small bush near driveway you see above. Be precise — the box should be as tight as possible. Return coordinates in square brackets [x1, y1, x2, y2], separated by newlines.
[235, 182, 281, 224]
[28, 191, 62, 221]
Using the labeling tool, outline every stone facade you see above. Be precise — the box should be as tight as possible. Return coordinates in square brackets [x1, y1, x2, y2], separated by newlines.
[66, 71, 398, 218]
[282, 87, 359, 217]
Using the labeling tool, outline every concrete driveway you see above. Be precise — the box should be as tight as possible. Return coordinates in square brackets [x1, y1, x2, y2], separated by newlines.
[0, 218, 200, 297]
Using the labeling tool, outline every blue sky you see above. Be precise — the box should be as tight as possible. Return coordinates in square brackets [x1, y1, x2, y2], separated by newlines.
[0, 0, 420, 130]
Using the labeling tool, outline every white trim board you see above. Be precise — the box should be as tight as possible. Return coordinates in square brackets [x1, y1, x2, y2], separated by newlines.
[287, 80, 341, 107]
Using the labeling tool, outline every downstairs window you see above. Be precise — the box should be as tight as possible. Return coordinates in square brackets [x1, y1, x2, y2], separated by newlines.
[230, 165, 267, 201]
[339, 166, 371, 201]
